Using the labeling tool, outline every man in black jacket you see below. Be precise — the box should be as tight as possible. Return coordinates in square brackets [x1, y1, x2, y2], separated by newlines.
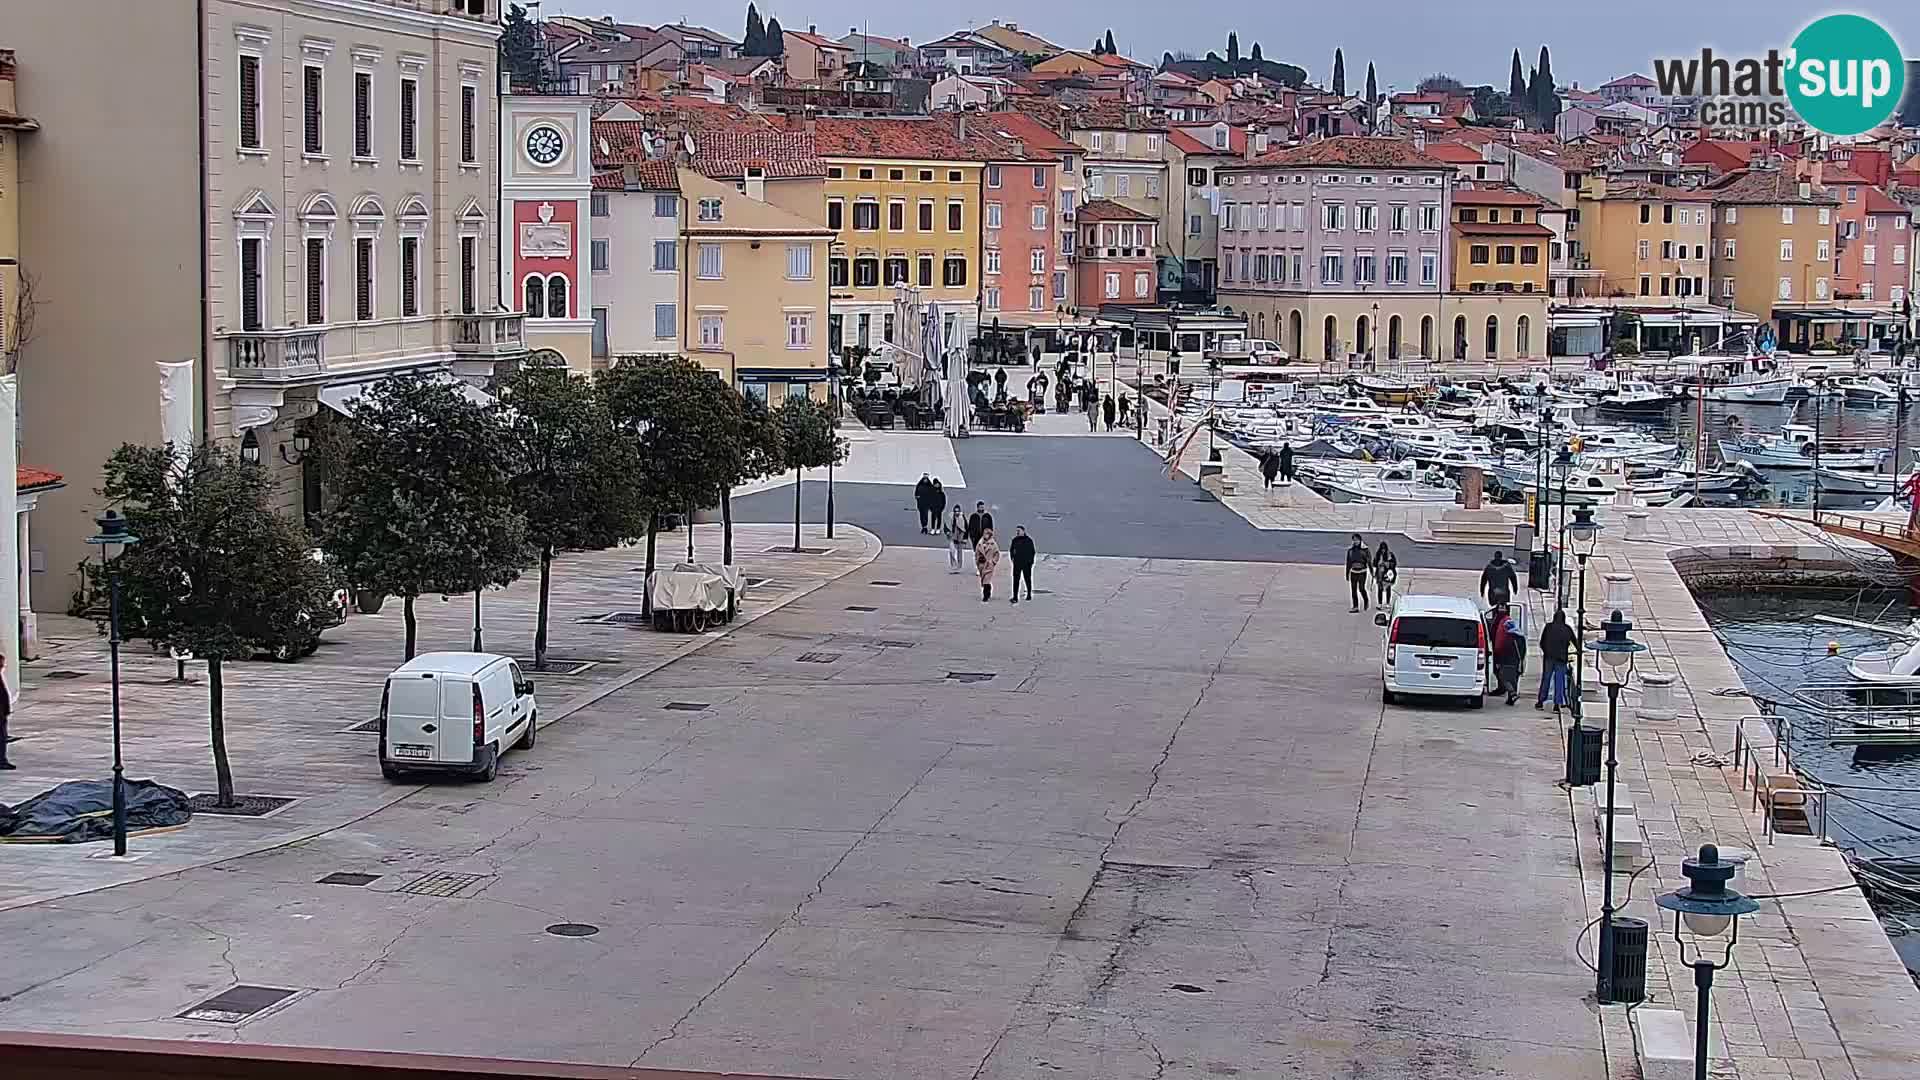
[914, 474, 934, 533]
[1344, 534, 1371, 612]
[1008, 526, 1036, 603]
[1535, 608, 1576, 713]
[1480, 550, 1519, 607]
[966, 501, 993, 548]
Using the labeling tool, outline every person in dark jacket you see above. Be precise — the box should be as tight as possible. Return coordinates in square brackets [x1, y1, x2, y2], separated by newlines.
[1278, 443, 1295, 483]
[1344, 534, 1371, 612]
[1260, 451, 1280, 489]
[1535, 608, 1576, 713]
[1480, 550, 1519, 607]
[1118, 394, 1132, 427]
[966, 501, 994, 548]
[0, 656, 14, 770]
[929, 479, 947, 531]
[1493, 616, 1525, 705]
[1008, 526, 1036, 603]
[1372, 541, 1398, 609]
[1102, 393, 1116, 431]
[914, 473, 934, 533]
[1087, 389, 1100, 431]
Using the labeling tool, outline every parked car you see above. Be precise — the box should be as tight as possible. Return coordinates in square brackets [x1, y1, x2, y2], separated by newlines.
[1247, 338, 1291, 365]
[1376, 595, 1488, 707]
[378, 652, 537, 782]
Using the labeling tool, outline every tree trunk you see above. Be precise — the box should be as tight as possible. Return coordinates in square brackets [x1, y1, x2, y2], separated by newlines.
[641, 512, 658, 619]
[534, 544, 554, 671]
[403, 595, 418, 660]
[793, 466, 803, 552]
[209, 657, 235, 808]
[722, 487, 735, 621]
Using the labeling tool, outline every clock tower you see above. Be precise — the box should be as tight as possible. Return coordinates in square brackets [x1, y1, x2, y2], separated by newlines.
[501, 93, 595, 371]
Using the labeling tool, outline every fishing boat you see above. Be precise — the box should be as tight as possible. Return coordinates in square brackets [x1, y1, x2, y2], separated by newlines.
[1314, 462, 1458, 504]
[1488, 463, 1626, 505]
[1717, 424, 1890, 469]
[1350, 375, 1424, 406]
[1572, 428, 1685, 465]
[1669, 350, 1793, 405]
[1592, 379, 1674, 416]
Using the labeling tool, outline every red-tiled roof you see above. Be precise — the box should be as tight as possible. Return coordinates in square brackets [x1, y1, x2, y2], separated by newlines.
[784, 29, 851, 51]
[1589, 178, 1710, 201]
[1452, 186, 1548, 207]
[1244, 136, 1448, 170]
[982, 110, 1080, 156]
[1423, 141, 1485, 164]
[1166, 125, 1245, 156]
[18, 466, 62, 491]
[1861, 186, 1907, 215]
[1601, 73, 1655, 88]
[802, 116, 1016, 162]
[1452, 221, 1555, 237]
[691, 130, 825, 179]
[1707, 168, 1841, 206]
[592, 170, 622, 190]
[1076, 198, 1155, 222]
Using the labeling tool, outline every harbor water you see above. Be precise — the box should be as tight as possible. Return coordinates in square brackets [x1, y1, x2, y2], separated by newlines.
[1701, 588, 1920, 979]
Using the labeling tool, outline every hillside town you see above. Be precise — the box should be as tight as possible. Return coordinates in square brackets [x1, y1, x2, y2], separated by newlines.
[7, 5, 1920, 1080]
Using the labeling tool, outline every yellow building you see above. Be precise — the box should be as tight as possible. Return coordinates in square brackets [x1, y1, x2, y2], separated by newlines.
[1704, 168, 1842, 348]
[808, 117, 1000, 357]
[1450, 188, 1552, 295]
[0, 50, 31, 366]
[1573, 177, 1713, 303]
[679, 167, 834, 403]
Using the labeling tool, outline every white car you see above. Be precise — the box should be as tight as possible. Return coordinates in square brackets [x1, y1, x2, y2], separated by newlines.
[1247, 338, 1291, 365]
[1375, 595, 1489, 707]
[379, 652, 537, 781]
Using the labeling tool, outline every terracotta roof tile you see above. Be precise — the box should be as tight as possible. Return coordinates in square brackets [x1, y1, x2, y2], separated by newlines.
[1452, 221, 1556, 237]
[1452, 187, 1549, 207]
[1240, 136, 1448, 171]
[1076, 198, 1155, 222]
[803, 116, 1017, 161]
[1590, 179, 1710, 201]
[1423, 142, 1485, 164]
[691, 130, 825, 179]
[981, 110, 1079, 156]
[1707, 168, 1842, 206]
[18, 466, 62, 491]
[1860, 186, 1907, 215]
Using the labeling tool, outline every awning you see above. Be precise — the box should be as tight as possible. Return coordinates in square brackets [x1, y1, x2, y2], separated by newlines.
[318, 371, 494, 416]
[1549, 314, 1606, 328]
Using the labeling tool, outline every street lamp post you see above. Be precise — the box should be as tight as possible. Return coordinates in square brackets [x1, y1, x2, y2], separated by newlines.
[1568, 505, 1602, 721]
[1589, 609, 1647, 1005]
[473, 590, 483, 652]
[1207, 354, 1222, 462]
[1552, 448, 1575, 608]
[1656, 845, 1760, 1080]
[87, 511, 141, 857]
[1810, 374, 1828, 515]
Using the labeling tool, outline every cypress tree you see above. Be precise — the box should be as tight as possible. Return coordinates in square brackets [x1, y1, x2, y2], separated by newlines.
[1227, 33, 1239, 64]
[1104, 30, 1117, 55]
[1250, 42, 1263, 63]
[1509, 49, 1527, 107]
[743, 4, 764, 55]
[765, 16, 785, 57]
[1535, 46, 1561, 131]
[1365, 63, 1378, 129]
[1332, 48, 1345, 96]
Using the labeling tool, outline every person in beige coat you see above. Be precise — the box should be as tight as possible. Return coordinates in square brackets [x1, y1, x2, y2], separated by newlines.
[974, 528, 1001, 602]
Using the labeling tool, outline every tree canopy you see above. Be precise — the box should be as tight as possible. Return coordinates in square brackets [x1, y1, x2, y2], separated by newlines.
[1417, 73, 1466, 94]
[1227, 33, 1239, 64]
[1332, 48, 1345, 96]
[770, 396, 847, 553]
[498, 4, 544, 88]
[743, 4, 765, 55]
[763, 16, 786, 57]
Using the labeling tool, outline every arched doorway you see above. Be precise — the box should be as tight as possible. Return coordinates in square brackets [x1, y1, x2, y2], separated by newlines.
[1256, 312, 1267, 338]
[1289, 310, 1304, 357]
[1516, 315, 1531, 357]
[1387, 315, 1403, 360]
[1322, 314, 1338, 363]
[1355, 314, 1371, 358]
[1484, 315, 1499, 359]
[1420, 315, 1433, 359]
[1452, 315, 1468, 360]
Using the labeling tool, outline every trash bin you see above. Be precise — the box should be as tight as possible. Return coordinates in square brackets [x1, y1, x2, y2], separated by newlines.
[1603, 916, 1648, 1004]
[1565, 723, 1602, 786]
[1528, 549, 1554, 591]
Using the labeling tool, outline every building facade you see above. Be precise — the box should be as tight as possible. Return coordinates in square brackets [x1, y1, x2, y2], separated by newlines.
[1450, 188, 1552, 295]
[589, 160, 680, 360]
[1573, 178, 1713, 303]
[1705, 168, 1842, 344]
[502, 93, 594, 370]
[981, 154, 1059, 319]
[1073, 200, 1158, 310]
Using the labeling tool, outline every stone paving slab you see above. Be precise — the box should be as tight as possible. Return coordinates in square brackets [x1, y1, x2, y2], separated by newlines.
[0, 522, 879, 912]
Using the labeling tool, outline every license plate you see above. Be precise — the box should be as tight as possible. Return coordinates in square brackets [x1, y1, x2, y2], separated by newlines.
[1418, 656, 1451, 668]
[392, 744, 431, 759]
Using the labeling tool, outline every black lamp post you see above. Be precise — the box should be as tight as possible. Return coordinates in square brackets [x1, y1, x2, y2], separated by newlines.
[1552, 447, 1575, 607]
[473, 589, 484, 652]
[827, 448, 836, 539]
[1568, 505, 1602, 721]
[1589, 609, 1646, 1005]
[1810, 374, 1827, 514]
[1207, 354, 1223, 463]
[87, 511, 140, 857]
[1655, 844, 1760, 1080]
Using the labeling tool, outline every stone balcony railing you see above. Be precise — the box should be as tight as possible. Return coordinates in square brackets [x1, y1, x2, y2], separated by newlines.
[223, 327, 327, 383]
[451, 311, 528, 359]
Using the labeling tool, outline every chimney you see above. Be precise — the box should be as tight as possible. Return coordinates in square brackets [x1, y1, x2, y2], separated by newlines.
[1411, 127, 1427, 151]
[957, 111, 967, 140]
[623, 163, 638, 187]
[804, 104, 817, 136]
[1798, 181, 1812, 199]
[1012, 139, 1026, 157]
[1243, 126, 1256, 161]
[1810, 158, 1824, 188]
[745, 166, 766, 201]
[1006, 22, 1019, 30]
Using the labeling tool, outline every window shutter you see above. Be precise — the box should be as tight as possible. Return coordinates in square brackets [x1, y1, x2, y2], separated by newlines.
[460, 235, 476, 314]
[401, 237, 419, 317]
[304, 67, 324, 154]
[461, 86, 476, 162]
[400, 79, 417, 159]
[238, 56, 260, 149]
[354, 72, 371, 157]
[306, 238, 325, 324]
[241, 238, 263, 331]
[355, 238, 373, 320]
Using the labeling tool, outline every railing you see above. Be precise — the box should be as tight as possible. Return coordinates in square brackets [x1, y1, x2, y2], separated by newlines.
[452, 311, 528, 357]
[223, 327, 326, 381]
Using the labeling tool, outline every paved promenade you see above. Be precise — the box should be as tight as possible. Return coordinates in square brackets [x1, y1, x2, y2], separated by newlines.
[0, 523, 880, 912]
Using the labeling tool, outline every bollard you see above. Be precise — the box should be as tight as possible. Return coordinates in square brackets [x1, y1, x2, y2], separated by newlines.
[1602, 573, 1634, 619]
[1638, 671, 1677, 720]
[1624, 510, 1650, 540]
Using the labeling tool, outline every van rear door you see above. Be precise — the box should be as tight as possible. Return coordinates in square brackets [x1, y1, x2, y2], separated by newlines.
[1390, 615, 1484, 692]
[385, 673, 442, 763]
[440, 676, 476, 763]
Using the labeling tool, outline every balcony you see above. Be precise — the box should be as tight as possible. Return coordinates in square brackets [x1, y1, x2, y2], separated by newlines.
[452, 311, 528, 361]
[223, 327, 326, 383]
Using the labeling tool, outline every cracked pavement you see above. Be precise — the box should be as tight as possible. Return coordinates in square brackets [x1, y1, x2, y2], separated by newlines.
[0, 548, 1605, 1078]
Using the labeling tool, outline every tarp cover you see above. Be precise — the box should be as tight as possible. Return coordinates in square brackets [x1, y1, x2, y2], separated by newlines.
[0, 779, 193, 843]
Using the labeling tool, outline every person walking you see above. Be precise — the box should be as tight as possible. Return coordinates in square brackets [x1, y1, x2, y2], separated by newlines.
[0, 656, 14, 770]
[1008, 526, 1036, 603]
[1087, 390, 1100, 431]
[1493, 614, 1525, 705]
[929, 479, 947, 533]
[966, 501, 994, 548]
[1535, 608, 1576, 714]
[1479, 549, 1519, 608]
[1118, 393, 1132, 427]
[1372, 541, 1398, 609]
[1102, 393, 1116, 432]
[1278, 442, 1295, 484]
[1344, 534, 1372, 612]
[994, 366, 1008, 397]
[946, 507, 969, 573]
[975, 527, 1002, 602]
[914, 473, 934, 533]
[1260, 450, 1280, 489]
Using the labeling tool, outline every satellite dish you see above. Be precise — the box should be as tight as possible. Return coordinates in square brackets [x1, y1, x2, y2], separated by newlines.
[598, 136, 610, 156]
[682, 132, 696, 155]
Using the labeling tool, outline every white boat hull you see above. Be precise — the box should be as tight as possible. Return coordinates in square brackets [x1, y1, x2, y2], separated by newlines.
[1700, 379, 1793, 405]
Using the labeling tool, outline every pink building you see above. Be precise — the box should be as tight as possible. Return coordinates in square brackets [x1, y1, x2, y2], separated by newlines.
[1073, 199, 1157, 309]
[981, 133, 1066, 317]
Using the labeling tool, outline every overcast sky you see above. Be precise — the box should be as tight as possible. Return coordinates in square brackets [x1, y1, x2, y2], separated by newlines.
[544, 1, 1917, 92]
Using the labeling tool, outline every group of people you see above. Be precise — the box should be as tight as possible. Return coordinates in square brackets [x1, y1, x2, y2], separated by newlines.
[1258, 445, 1296, 488]
[936, 497, 1038, 604]
[1478, 549, 1576, 711]
[912, 474, 950, 534]
[1341, 535, 1399, 612]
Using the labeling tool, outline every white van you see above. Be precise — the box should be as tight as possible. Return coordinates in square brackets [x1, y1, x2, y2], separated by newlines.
[1375, 596, 1488, 707]
[379, 652, 537, 781]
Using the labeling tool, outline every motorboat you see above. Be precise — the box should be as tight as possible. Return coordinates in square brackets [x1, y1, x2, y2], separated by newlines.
[1314, 462, 1458, 504]
[1810, 466, 1909, 498]
[1592, 380, 1674, 416]
[1806, 373, 1898, 406]
[1489, 463, 1626, 505]
[1350, 376, 1424, 406]
[1669, 352, 1793, 405]
[1717, 424, 1891, 469]
[1848, 638, 1920, 687]
[1316, 395, 1390, 418]
[1571, 428, 1684, 465]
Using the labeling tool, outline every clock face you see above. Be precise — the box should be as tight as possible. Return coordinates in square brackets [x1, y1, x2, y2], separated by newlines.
[526, 125, 565, 165]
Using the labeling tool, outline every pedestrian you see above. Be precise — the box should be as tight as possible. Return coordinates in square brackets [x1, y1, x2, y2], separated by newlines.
[1372, 541, 1398, 609]
[1494, 615, 1525, 705]
[967, 500, 994, 548]
[1535, 608, 1575, 714]
[929, 478, 947, 531]
[975, 527, 1002, 602]
[1260, 450, 1279, 489]
[1344, 534, 1371, 612]
[914, 473, 934, 533]
[0, 654, 14, 771]
[1119, 393, 1132, 426]
[946, 506, 969, 573]
[1279, 442, 1295, 483]
[1479, 549, 1518, 608]
[994, 366, 1008, 396]
[1102, 393, 1116, 431]
[1008, 525, 1036, 603]
[1087, 391, 1100, 431]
